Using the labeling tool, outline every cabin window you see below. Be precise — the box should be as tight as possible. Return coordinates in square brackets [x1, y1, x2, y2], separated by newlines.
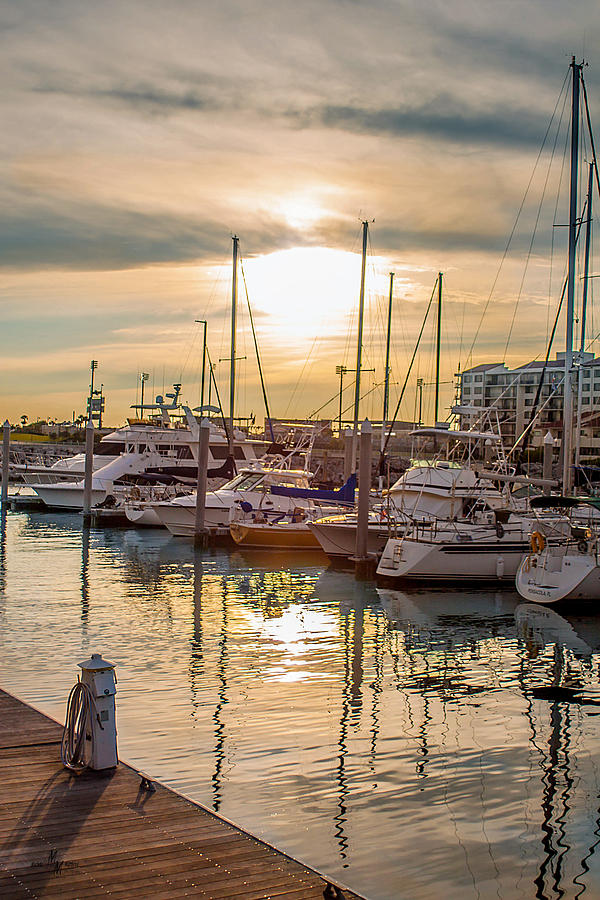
[97, 442, 122, 456]
[211, 445, 246, 460]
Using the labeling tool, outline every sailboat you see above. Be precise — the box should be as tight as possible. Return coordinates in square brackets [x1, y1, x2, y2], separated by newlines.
[311, 269, 459, 561]
[516, 58, 600, 606]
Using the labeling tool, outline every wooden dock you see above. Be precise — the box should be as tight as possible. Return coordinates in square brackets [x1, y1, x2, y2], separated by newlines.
[0, 690, 363, 900]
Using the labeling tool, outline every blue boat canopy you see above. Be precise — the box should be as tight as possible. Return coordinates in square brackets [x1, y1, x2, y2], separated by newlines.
[270, 473, 356, 505]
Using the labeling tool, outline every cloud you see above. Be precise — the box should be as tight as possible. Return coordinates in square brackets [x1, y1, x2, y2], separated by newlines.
[296, 100, 552, 149]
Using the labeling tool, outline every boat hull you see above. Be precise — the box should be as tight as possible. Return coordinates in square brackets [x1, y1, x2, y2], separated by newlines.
[30, 484, 108, 510]
[377, 536, 528, 583]
[123, 505, 164, 527]
[229, 521, 321, 550]
[152, 501, 233, 535]
[516, 549, 600, 604]
[308, 520, 393, 560]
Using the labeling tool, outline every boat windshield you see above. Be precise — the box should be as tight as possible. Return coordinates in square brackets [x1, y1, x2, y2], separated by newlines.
[220, 472, 265, 491]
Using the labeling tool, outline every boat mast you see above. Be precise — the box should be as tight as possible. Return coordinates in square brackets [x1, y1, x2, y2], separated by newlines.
[352, 220, 369, 471]
[575, 161, 594, 467]
[379, 271, 394, 491]
[562, 58, 582, 494]
[434, 272, 443, 426]
[229, 235, 239, 455]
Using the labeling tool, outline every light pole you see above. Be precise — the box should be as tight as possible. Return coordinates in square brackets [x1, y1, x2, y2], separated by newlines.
[88, 360, 98, 423]
[140, 372, 150, 418]
[416, 378, 424, 426]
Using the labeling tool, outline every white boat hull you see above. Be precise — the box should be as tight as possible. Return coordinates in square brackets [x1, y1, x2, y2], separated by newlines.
[123, 505, 164, 527]
[308, 520, 393, 560]
[516, 548, 600, 604]
[377, 535, 528, 583]
[153, 500, 234, 535]
[29, 483, 108, 510]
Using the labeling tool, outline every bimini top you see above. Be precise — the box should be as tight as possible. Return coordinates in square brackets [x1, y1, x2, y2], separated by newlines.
[270, 473, 356, 505]
[409, 426, 501, 443]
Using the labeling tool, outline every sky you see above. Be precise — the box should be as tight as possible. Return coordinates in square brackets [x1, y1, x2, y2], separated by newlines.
[1, 0, 600, 427]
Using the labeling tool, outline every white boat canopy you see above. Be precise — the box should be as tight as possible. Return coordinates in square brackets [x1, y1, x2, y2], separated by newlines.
[409, 426, 501, 442]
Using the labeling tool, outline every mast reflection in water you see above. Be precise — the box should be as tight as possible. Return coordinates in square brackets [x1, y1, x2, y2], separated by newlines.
[1, 512, 600, 899]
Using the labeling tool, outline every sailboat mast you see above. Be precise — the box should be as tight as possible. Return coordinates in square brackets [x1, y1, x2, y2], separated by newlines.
[383, 272, 394, 430]
[434, 272, 443, 426]
[562, 58, 581, 494]
[352, 220, 369, 470]
[379, 271, 394, 491]
[229, 235, 239, 455]
[575, 162, 594, 467]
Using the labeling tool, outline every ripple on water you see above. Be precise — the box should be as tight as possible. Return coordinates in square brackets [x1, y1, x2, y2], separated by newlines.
[2, 512, 600, 899]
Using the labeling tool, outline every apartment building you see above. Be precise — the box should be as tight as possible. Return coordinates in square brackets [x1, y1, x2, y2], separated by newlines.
[459, 352, 600, 459]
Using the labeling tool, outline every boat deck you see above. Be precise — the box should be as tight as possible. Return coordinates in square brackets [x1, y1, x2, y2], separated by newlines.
[0, 689, 362, 899]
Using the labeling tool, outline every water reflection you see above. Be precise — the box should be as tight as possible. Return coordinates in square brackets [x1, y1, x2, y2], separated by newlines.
[3, 515, 600, 899]
[80, 526, 90, 640]
[0, 510, 6, 624]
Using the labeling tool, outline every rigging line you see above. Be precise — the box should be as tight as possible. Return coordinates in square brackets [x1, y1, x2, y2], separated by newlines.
[546, 104, 571, 345]
[503, 84, 570, 360]
[239, 257, 274, 441]
[308, 387, 347, 420]
[205, 346, 231, 448]
[513, 188, 590, 462]
[510, 280, 567, 462]
[466, 70, 570, 368]
[284, 330, 321, 418]
[581, 74, 600, 200]
[338, 378, 396, 423]
[380, 276, 438, 460]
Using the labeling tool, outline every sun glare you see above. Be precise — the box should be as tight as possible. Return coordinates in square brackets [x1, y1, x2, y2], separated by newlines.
[242, 247, 389, 337]
[274, 194, 329, 229]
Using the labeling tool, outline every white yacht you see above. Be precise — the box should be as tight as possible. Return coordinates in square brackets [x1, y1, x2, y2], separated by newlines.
[309, 456, 509, 561]
[14, 443, 120, 485]
[29, 401, 261, 511]
[152, 425, 355, 536]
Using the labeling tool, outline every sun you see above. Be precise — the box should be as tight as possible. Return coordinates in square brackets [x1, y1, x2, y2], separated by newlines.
[241, 246, 387, 337]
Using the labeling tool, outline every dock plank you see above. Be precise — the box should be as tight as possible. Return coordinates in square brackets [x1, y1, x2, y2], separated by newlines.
[0, 689, 363, 900]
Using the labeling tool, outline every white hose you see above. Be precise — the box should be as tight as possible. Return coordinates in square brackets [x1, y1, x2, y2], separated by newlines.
[61, 679, 98, 772]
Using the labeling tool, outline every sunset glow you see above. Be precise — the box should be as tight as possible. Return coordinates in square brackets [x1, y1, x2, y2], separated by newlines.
[1, 2, 598, 424]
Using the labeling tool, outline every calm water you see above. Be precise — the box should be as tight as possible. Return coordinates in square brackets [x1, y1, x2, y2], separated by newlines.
[2, 509, 600, 899]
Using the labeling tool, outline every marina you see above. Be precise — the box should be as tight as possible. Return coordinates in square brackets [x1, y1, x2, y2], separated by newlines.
[2, 509, 600, 898]
[3, 3, 600, 894]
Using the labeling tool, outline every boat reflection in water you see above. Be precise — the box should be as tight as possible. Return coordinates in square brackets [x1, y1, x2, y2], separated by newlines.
[3, 513, 600, 899]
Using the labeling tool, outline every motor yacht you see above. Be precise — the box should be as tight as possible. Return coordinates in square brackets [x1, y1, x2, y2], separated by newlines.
[29, 402, 261, 511]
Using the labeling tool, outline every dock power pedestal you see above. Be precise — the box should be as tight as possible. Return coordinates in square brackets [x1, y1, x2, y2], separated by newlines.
[61, 653, 118, 772]
[79, 653, 118, 770]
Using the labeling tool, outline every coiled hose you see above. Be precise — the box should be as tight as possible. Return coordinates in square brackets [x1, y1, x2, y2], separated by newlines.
[61, 679, 97, 772]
